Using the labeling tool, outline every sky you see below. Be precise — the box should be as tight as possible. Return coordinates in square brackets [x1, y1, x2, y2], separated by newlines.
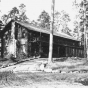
[0, 0, 81, 29]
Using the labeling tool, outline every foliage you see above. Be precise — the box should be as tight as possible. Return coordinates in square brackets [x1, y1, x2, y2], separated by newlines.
[19, 3, 26, 13]
[37, 10, 50, 29]
[1, 14, 8, 24]
[30, 20, 39, 26]
[54, 11, 61, 32]
[37, 10, 71, 36]
[18, 3, 28, 22]
[8, 7, 19, 20]
[54, 10, 71, 35]
[1, 3, 28, 24]
[4, 54, 17, 62]
[18, 12, 28, 22]
[73, 0, 88, 43]
[37, 10, 71, 35]
[73, 21, 79, 33]
[0, 20, 4, 29]
[16, 40, 27, 61]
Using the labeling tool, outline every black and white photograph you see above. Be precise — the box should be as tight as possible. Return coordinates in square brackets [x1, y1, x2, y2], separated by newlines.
[0, 0, 88, 88]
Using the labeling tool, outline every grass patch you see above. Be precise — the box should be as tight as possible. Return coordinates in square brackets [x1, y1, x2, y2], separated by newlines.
[0, 71, 28, 86]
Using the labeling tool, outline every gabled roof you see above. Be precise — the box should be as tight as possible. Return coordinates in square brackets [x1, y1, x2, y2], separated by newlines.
[16, 21, 50, 34]
[2, 20, 80, 41]
[16, 21, 80, 41]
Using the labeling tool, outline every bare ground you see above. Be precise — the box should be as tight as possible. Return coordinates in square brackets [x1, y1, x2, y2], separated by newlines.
[0, 57, 88, 88]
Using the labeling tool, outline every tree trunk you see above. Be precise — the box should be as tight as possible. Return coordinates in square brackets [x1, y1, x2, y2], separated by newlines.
[48, 0, 55, 63]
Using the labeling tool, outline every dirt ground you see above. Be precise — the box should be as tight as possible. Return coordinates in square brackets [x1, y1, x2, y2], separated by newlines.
[0, 57, 88, 88]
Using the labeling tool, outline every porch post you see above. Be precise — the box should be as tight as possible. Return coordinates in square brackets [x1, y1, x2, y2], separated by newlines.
[39, 32, 42, 57]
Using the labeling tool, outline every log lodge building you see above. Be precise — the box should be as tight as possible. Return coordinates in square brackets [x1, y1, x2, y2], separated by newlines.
[0, 20, 84, 59]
